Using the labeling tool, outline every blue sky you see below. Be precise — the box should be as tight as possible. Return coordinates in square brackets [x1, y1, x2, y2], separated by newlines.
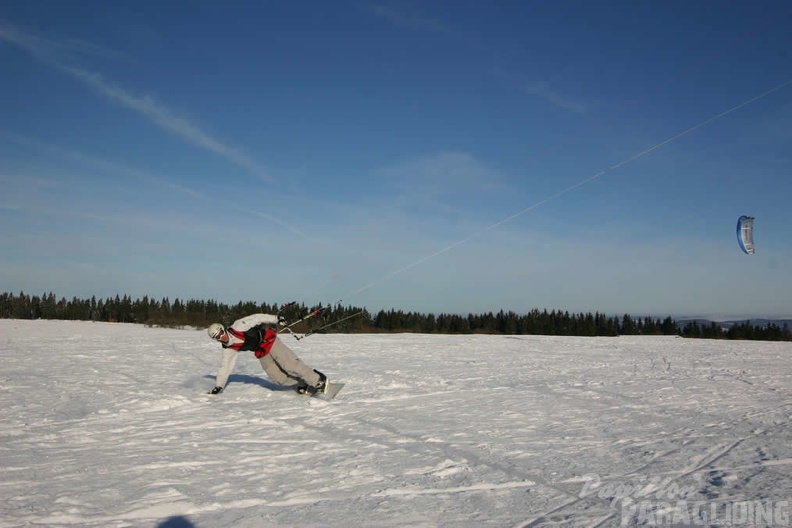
[1, 1, 791, 319]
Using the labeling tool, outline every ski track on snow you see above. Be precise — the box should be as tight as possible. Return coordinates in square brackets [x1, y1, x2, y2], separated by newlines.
[1, 320, 791, 527]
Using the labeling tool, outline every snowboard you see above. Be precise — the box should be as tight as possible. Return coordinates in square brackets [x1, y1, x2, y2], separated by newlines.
[312, 381, 345, 401]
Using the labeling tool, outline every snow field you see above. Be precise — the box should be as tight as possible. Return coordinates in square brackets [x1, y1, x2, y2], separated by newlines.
[1, 319, 791, 527]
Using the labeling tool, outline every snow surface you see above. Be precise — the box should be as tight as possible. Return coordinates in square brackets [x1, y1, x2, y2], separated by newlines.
[1, 319, 791, 527]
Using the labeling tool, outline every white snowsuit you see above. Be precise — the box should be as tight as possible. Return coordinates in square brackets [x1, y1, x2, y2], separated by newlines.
[213, 313, 323, 391]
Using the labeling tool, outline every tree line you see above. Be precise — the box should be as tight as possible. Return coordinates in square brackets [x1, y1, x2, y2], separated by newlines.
[1, 291, 790, 341]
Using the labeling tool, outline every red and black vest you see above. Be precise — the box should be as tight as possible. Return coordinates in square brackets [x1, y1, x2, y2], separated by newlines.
[223, 325, 278, 358]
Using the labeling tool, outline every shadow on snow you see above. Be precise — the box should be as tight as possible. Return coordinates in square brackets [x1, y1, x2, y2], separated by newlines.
[202, 373, 294, 392]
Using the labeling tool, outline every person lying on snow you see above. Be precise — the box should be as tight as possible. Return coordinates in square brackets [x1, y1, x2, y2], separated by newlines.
[206, 313, 327, 396]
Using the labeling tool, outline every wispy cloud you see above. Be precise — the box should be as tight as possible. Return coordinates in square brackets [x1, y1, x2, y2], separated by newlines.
[354, 9, 587, 116]
[0, 23, 127, 62]
[0, 130, 205, 199]
[362, 3, 452, 34]
[373, 151, 513, 223]
[520, 79, 587, 114]
[489, 68, 587, 115]
[0, 131, 310, 238]
[0, 23, 272, 183]
[380, 151, 508, 194]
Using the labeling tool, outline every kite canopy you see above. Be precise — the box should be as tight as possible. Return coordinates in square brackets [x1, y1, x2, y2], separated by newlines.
[736, 215, 755, 255]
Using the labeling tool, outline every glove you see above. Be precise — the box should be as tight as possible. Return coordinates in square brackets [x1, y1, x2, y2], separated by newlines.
[278, 315, 287, 327]
[208, 386, 223, 395]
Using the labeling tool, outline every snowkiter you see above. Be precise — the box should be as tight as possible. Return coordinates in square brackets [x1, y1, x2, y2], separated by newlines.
[206, 313, 326, 395]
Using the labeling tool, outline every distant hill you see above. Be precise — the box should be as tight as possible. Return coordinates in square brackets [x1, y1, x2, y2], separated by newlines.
[677, 318, 792, 329]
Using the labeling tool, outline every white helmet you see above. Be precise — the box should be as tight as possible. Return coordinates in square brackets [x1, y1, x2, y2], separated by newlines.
[207, 323, 224, 339]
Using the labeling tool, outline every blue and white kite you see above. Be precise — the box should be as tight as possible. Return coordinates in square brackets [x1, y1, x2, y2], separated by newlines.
[736, 215, 755, 255]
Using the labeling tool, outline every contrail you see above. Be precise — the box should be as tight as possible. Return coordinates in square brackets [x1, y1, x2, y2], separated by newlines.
[0, 23, 271, 184]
